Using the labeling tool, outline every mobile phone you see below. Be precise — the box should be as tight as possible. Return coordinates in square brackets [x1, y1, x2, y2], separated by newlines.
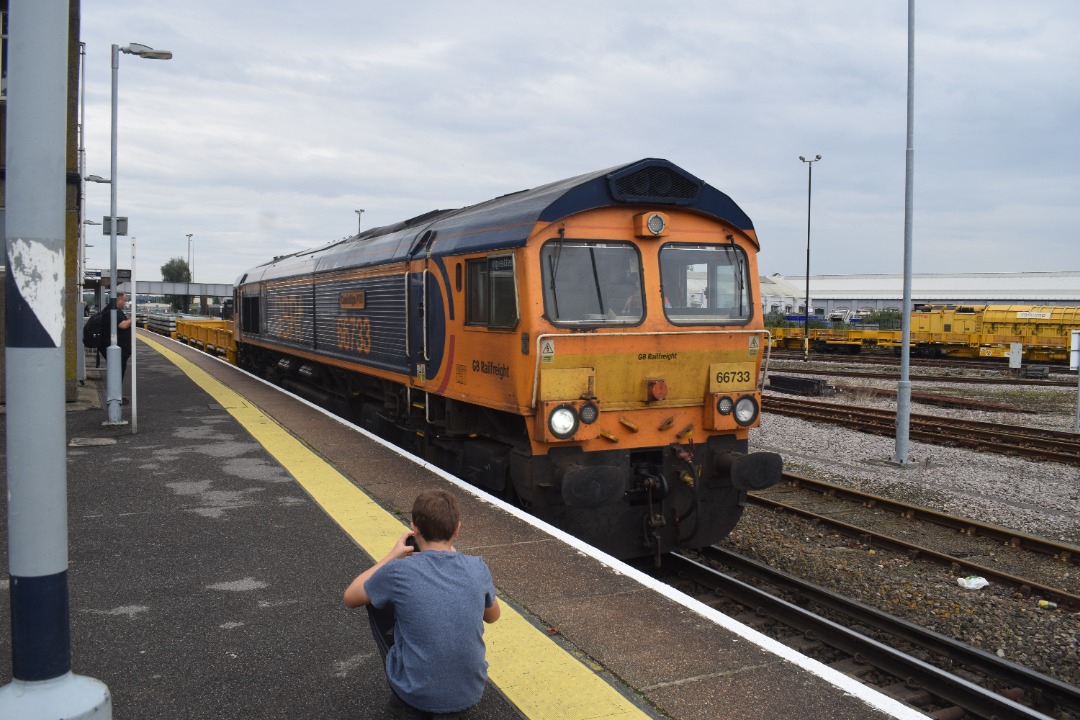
[405, 536, 419, 552]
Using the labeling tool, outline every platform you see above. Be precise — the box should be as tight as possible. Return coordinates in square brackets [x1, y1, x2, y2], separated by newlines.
[0, 332, 926, 719]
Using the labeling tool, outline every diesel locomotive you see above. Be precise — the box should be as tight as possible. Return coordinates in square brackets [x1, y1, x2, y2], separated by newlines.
[233, 159, 782, 559]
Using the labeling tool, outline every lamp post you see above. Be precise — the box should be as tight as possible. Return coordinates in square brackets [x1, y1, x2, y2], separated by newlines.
[799, 154, 821, 362]
[355, 209, 365, 234]
[78, 42, 88, 383]
[105, 42, 172, 424]
[893, 0, 916, 465]
[85, 177, 111, 321]
[83, 220, 101, 313]
[186, 233, 194, 282]
[186, 233, 195, 314]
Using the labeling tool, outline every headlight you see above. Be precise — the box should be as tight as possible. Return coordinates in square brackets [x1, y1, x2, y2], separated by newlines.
[734, 396, 759, 426]
[579, 402, 599, 424]
[716, 396, 734, 415]
[548, 404, 579, 439]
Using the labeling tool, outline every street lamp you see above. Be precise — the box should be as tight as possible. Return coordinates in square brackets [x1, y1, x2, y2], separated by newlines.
[799, 154, 821, 362]
[105, 42, 173, 424]
[83, 220, 101, 306]
[355, 209, 365, 234]
[186, 233, 195, 314]
[78, 42, 89, 384]
[187, 233, 194, 282]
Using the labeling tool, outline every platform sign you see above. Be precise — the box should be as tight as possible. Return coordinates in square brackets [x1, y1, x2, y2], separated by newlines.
[103, 216, 128, 236]
[1009, 343, 1023, 369]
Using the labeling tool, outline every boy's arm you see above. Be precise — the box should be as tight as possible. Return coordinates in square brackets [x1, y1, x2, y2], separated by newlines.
[343, 531, 415, 608]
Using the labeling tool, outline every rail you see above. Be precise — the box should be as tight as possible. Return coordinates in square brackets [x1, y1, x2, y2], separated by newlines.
[762, 396, 1080, 463]
[665, 549, 1079, 719]
[747, 475, 1079, 610]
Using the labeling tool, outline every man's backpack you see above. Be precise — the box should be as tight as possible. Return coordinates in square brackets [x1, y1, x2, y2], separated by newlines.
[83, 311, 104, 350]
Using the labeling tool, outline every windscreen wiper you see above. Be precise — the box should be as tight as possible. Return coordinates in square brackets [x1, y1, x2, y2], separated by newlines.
[727, 234, 746, 315]
[548, 226, 565, 318]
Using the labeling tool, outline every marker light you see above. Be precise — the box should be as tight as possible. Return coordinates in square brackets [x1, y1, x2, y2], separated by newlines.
[716, 396, 735, 415]
[548, 404, 579, 439]
[579, 402, 600, 424]
[734, 396, 759, 426]
[646, 213, 666, 235]
[634, 211, 669, 238]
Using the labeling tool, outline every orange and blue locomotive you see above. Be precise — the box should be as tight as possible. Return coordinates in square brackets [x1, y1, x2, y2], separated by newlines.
[234, 159, 782, 559]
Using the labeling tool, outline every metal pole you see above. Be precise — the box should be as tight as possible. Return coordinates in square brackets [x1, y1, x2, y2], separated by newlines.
[799, 155, 821, 361]
[105, 43, 125, 425]
[186, 233, 193, 313]
[0, 1, 112, 715]
[893, 0, 916, 464]
[355, 208, 365, 234]
[131, 238, 138, 434]
[1072, 330, 1080, 432]
[76, 41, 87, 384]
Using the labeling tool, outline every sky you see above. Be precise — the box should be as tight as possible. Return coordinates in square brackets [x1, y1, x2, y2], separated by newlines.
[73, 1, 1080, 288]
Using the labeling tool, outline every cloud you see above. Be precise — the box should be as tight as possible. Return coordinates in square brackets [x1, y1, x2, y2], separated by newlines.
[75, 0, 1080, 288]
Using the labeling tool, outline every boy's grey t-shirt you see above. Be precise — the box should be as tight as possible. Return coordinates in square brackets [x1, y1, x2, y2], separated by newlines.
[365, 550, 497, 713]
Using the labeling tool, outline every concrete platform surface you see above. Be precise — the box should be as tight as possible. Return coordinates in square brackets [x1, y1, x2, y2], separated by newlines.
[0, 333, 926, 719]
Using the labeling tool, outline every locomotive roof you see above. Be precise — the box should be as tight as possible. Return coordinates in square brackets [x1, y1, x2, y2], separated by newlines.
[239, 158, 755, 284]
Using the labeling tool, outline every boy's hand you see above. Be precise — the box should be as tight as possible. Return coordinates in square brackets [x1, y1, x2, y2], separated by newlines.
[343, 530, 416, 609]
[389, 531, 417, 560]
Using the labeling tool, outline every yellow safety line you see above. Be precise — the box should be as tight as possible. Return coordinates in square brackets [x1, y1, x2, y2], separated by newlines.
[141, 336, 650, 720]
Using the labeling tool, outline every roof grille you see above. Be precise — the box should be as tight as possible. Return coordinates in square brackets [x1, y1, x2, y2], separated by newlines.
[610, 165, 700, 205]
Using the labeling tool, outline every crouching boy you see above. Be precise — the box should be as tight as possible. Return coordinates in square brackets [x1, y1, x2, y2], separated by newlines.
[344, 489, 500, 718]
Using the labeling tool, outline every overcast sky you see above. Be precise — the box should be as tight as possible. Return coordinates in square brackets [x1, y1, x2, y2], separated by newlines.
[75, 1, 1080, 287]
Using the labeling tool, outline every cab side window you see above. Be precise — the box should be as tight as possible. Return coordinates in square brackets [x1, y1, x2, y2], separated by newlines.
[241, 292, 261, 334]
[466, 255, 518, 328]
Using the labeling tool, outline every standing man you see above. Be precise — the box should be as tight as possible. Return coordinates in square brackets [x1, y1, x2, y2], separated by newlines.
[98, 291, 133, 381]
[344, 489, 500, 718]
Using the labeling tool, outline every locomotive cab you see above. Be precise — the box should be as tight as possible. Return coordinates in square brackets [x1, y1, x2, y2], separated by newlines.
[514, 199, 782, 558]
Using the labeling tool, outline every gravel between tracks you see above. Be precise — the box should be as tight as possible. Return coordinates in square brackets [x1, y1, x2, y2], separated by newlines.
[732, 362, 1080, 689]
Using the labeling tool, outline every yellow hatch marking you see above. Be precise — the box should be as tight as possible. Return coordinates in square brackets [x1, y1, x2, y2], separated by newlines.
[142, 336, 650, 720]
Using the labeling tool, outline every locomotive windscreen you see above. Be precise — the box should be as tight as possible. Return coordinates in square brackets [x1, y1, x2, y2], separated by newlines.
[540, 241, 644, 325]
[659, 243, 752, 324]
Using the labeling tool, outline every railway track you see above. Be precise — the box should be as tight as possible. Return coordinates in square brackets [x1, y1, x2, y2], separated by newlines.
[747, 473, 1080, 610]
[769, 350, 1071, 374]
[658, 548, 1080, 720]
[762, 396, 1080, 465]
[764, 365, 1077, 387]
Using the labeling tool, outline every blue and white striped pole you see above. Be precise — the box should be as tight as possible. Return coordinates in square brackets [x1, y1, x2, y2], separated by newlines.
[0, 1, 111, 716]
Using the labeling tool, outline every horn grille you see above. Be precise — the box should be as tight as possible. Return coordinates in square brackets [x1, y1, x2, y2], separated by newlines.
[610, 165, 700, 205]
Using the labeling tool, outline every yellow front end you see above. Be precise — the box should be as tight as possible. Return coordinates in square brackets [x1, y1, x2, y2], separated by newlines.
[530, 330, 767, 454]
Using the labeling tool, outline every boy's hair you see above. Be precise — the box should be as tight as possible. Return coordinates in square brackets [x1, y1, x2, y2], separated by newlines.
[412, 489, 460, 542]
